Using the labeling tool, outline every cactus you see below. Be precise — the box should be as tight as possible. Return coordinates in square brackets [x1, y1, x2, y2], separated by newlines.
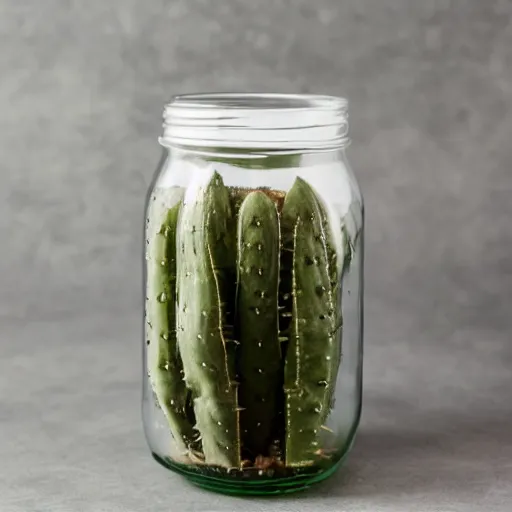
[146, 200, 199, 454]
[176, 171, 241, 469]
[147, 172, 353, 472]
[280, 177, 340, 467]
[235, 191, 282, 458]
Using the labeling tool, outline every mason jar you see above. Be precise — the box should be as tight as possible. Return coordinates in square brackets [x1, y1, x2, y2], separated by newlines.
[142, 93, 364, 495]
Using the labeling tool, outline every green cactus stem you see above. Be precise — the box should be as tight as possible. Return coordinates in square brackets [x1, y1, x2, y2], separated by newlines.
[146, 200, 199, 454]
[236, 191, 282, 458]
[280, 177, 340, 467]
[176, 171, 241, 469]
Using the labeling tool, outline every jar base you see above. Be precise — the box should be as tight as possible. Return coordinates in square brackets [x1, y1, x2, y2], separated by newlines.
[152, 449, 349, 496]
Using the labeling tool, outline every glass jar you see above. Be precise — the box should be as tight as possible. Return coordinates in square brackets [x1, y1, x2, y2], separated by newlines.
[142, 93, 364, 495]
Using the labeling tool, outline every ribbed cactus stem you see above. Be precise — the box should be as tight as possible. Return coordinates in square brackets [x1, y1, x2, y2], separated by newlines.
[146, 200, 198, 454]
[236, 191, 282, 458]
[176, 171, 241, 469]
[280, 177, 341, 467]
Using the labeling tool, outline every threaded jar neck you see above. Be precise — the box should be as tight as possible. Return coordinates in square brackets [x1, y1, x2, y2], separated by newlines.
[160, 93, 349, 151]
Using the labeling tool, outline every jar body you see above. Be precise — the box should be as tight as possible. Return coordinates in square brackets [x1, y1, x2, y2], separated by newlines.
[142, 96, 364, 495]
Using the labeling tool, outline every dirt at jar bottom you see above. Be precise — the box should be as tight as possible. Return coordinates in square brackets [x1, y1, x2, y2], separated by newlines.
[152, 431, 357, 496]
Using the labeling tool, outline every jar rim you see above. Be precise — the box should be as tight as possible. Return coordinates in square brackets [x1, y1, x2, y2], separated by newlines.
[168, 92, 348, 112]
[160, 92, 349, 151]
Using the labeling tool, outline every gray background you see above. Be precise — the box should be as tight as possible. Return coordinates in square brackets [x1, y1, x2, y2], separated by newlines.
[1, 1, 511, 511]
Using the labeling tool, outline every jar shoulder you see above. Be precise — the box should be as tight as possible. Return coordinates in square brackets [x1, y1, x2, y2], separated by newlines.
[150, 150, 362, 210]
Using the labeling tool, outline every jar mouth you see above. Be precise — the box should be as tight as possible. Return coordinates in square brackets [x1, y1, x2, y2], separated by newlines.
[170, 92, 347, 111]
[160, 92, 349, 151]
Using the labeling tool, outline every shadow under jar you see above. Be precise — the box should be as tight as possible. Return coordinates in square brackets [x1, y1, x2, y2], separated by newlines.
[142, 93, 364, 496]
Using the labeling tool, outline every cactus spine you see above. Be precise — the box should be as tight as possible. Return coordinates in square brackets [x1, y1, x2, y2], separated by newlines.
[236, 191, 282, 458]
[146, 200, 198, 454]
[176, 171, 241, 469]
[280, 177, 340, 467]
